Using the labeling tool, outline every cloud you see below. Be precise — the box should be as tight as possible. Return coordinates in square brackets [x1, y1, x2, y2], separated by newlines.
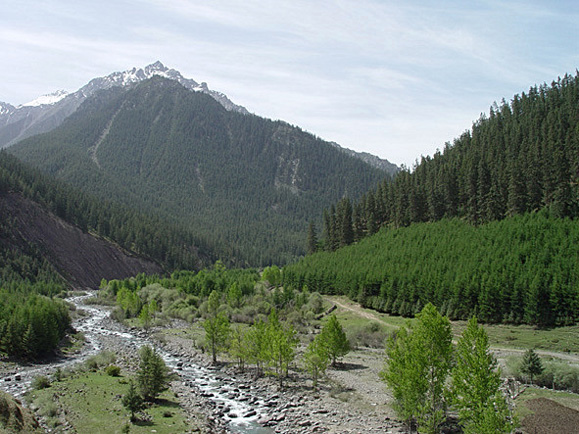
[1, 0, 578, 165]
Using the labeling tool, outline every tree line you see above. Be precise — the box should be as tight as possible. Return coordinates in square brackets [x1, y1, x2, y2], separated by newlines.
[0, 150, 212, 270]
[0, 288, 70, 358]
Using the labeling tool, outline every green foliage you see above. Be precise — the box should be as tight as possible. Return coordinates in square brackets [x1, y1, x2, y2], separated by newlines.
[320, 73, 579, 249]
[0, 288, 70, 359]
[265, 309, 299, 388]
[136, 346, 171, 402]
[318, 314, 350, 366]
[284, 212, 579, 326]
[105, 365, 121, 377]
[203, 312, 230, 364]
[203, 290, 231, 363]
[122, 380, 144, 422]
[228, 325, 248, 371]
[304, 335, 330, 388]
[520, 349, 544, 384]
[452, 317, 511, 433]
[262, 266, 281, 287]
[381, 304, 453, 433]
[0, 150, 209, 271]
[31, 376, 51, 390]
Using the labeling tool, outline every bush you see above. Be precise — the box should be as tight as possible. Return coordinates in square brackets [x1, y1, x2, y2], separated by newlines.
[31, 375, 51, 390]
[506, 355, 579, 393]
[349, 321, 386, 348]
[105, 365, 121, 377]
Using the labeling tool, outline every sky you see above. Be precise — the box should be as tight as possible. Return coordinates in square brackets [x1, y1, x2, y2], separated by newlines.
[1, 1, 578, 167]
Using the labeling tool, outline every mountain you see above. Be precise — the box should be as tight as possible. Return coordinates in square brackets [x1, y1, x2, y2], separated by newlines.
[1, 191, 163, 289]
[10, 76, 388, 266]
[0, 61, 248, 149]
[0, 62, 398, 174]
[331, 142, 399, 174]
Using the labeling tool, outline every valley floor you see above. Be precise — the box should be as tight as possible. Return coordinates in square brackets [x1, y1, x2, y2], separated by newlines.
[3, 294, 579, 433]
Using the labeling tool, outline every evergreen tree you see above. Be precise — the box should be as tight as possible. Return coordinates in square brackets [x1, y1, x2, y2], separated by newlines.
[307, 221, 318, 255]
[136, 345, 171, 401]
[122, 380, 144, 422]
[318, 314, 350, 366]
[520, 349, 544, 384]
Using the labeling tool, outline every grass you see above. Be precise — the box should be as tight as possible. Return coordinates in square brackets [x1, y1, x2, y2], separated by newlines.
[26, 370, 189, 433]
[326, 295, 579, 355]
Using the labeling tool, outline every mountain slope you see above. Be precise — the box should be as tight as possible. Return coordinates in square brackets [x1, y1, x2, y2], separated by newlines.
[10, 77, 388, 266]
[318, 72, 579, 249]
[0, 150, 212, 286]
[1, 192, 162, 288]
[287, 72, 579, 326]
[0, 61, 248, 149]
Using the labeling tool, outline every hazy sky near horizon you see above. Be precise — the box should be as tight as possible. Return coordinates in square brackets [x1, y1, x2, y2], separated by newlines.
[2, 0, 578, 166]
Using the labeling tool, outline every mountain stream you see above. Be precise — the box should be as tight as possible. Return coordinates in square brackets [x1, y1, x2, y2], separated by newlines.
[0, 292, 271, 433]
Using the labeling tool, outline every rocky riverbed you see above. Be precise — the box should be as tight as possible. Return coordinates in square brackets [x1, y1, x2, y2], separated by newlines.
[1, 292, 406, 433]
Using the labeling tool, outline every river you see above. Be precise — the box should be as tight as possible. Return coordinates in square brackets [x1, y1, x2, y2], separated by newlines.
[0, 292, 272, 433]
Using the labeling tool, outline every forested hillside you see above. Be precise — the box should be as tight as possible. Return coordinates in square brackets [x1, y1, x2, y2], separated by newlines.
[285, 213, 579, 326]
[0, 151, 211, 272]
[10, 77, 388, 266]
[290, 73, 579, 327]
[318, 73, 579, 250]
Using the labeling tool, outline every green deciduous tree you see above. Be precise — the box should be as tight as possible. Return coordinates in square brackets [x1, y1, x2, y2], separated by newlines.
[202, 290, 230, 364]
[318, 314, 350, 366]
[303, 336, 330, 388]
[381, 303, 453, 433]
[452, 317, 511, 433]
[265, 309, 298, 388]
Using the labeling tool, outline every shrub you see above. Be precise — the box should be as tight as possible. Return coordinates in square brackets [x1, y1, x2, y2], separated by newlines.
[105, 365, 121, 377]
[31, 376, 51, 390]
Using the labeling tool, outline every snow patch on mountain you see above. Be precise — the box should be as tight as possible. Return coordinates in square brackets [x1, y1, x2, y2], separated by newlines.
[21, 90, 69, 107]
[0, 102, 15, 116]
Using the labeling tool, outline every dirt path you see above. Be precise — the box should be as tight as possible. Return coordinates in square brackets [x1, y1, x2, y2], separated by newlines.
[327, 296, 390, 327]
[326, 296, 579, 364]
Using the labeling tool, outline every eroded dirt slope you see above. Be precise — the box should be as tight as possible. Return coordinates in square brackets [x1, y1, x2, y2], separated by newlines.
[2, 192, 162, 288]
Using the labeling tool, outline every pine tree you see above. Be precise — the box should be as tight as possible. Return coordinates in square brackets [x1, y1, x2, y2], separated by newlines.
[306, 221, 318, 255]
[122, 380, 144, 422]
[520, 349, 544, 384]
[136, 345, 171, 401]
[319, 314, 350, 366]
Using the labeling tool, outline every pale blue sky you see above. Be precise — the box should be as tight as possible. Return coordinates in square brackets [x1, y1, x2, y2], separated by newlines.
[1, 0, 578, 166]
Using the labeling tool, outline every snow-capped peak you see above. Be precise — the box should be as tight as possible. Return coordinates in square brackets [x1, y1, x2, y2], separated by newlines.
[20, 90, 69, 108]
[0, 102, 15, 116]
[80, 61, 249, 114]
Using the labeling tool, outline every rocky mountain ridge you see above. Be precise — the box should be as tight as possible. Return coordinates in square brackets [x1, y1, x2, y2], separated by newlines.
[0, 61, 248, 149]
